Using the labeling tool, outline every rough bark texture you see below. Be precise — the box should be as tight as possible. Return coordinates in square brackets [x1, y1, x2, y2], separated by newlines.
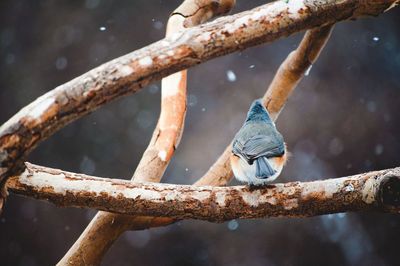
[1, 1, 397, 208]
[173, 0, 236, 26]
[8, 163, 400, 220]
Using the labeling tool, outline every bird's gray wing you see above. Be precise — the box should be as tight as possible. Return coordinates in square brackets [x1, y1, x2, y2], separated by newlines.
[232, 139, 244, 157]
[241, 135, 284, 161]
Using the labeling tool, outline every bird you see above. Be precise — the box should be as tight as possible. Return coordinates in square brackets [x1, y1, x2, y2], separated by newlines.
[231, 99, 287, 186]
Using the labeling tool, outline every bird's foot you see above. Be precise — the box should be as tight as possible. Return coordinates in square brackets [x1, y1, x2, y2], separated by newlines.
[248, 183, 263, 191]
[248, 183, 276, 191]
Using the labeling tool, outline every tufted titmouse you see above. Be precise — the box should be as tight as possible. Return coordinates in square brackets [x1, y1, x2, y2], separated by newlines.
[231, 99, 287, 186]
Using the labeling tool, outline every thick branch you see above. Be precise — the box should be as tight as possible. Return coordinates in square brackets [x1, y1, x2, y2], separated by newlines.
[131, 1, 240, 185]
[0, 0, 396, 201]
[7, 163, 400, 221]
[132, 10, 190, 184]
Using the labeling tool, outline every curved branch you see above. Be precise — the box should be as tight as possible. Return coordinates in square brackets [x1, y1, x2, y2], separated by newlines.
[132, 1, 239, 184]
[132, 12, 188, 185]
[262, 24, 334, 120]
[133, 1, 239, 184]
[7, 163, 400, 220]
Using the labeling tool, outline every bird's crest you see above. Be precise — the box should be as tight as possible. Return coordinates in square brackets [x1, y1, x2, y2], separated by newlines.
[245, 99, 273, 124]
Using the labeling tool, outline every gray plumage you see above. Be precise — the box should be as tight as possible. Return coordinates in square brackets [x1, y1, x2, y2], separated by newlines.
[232, 100, 285, 179]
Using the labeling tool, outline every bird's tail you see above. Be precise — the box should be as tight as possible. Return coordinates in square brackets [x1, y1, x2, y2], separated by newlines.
[255, 156, 276, 179]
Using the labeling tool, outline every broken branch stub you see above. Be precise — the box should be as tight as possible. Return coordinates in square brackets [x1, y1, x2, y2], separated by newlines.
[378, 174, 400, 212]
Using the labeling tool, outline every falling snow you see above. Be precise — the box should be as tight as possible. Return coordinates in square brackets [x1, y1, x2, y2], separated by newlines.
[55, 57, 68, 70]
[375, 144, 384, 155]
[227, 220, 239, 230]
[226, 70, 237, 82]
[188, 94, 198, 107]
[305, 65, 313, 76]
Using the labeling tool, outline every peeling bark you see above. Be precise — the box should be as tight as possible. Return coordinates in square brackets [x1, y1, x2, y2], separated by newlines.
[7, 163, 400, 221]
[173, 0, 236, 27]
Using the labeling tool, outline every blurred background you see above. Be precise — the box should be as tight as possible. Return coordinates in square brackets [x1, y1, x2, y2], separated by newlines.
[0, 0, 399, 265]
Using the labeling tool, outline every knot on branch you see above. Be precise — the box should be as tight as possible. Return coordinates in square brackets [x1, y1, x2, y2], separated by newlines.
[378, 173, 400, 212]
[172, 0, 235, 27]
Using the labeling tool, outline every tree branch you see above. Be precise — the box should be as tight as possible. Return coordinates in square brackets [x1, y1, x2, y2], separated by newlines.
[7, 163, 400, 220]
[262, 24, 334, 120]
